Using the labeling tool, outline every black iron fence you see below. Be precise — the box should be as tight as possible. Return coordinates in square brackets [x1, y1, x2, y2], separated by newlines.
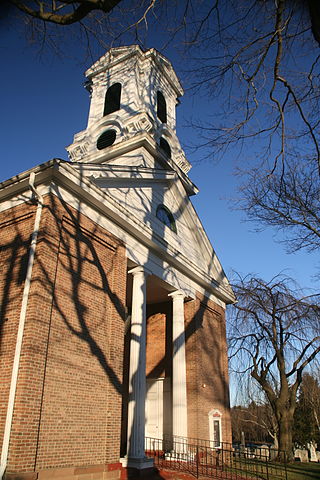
[145, 435, 288, 480]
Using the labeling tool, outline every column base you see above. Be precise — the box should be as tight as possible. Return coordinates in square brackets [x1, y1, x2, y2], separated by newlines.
[120, 456, 154, 470]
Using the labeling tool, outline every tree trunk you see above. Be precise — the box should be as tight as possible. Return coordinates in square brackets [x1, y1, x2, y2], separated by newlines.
[277, 412, 294, 462]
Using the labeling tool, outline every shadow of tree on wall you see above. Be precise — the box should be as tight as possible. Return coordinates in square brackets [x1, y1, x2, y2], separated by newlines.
[0, 234, 30, 346]
[33, 190, 128, 467]
[0, 181, 128, 470]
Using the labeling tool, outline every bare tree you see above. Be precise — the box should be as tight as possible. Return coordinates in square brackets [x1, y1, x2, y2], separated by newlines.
[303, 372, 320, 436]
[6, 2, 320, 168]
[4, 0, 159, 53]
[238, 158, 320, 254]
[7, 0, 122, 25]
[177, 1, 320, 258]
[231, 401, 277, 445]
[293, 371, 320, 446]
[229, 274, 320, 461]
[175, 2, 319, 171]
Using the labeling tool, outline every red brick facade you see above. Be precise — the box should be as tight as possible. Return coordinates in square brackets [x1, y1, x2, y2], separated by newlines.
[146, 302, 172, 379]
[0, 195, 127, 479]
[144, 298, 232, 445]
[184, 295, 232, 445]
[1, 193, 232, 480]
[0, 203, 36, 461]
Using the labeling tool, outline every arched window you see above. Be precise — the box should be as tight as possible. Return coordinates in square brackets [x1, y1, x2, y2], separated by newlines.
[104, 83, 121, 116]
[157, 91, 167, 123]
[156, 204, 177, 233]
[159, 138, 171, 158]
[97, 129, 116, 150]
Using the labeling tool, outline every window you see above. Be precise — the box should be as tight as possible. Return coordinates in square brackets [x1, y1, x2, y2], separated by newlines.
[156, 204, 177, 233]
[208, 409, 222, 448]
[159, 138, 171, 158]
[97, 129, 116, 150]
[104, 83, 121, 116]
[213, 420, 221, 447]
[157, 91, 167, 123]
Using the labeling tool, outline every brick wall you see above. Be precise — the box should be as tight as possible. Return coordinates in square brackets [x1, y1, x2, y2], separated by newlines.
[144, 296, 232, 445]
[0, 203, 36, 457]
[146, 302, 172, 379]
[1, 195, 127, 478]
[184, 295, 232, 445]
[1, 191, 232, 479]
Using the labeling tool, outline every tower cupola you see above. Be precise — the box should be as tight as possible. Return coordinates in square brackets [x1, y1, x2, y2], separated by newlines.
[67, 46, 191, 176]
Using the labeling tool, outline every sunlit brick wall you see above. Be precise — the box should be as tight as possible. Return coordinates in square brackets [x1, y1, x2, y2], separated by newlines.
[146, 302, 172, 379]
[0, 203, 36, 463]
[185, 295, 232, 444]
[1, 195, 127, 478]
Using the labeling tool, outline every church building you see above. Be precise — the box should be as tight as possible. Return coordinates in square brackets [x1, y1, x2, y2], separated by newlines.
[0, 46, 235, 480]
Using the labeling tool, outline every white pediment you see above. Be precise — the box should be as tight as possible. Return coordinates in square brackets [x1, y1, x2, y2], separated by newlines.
[72, 162, 231, 292]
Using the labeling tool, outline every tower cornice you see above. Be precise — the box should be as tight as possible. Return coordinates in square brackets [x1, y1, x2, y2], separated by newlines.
[85, 45, 183, 98]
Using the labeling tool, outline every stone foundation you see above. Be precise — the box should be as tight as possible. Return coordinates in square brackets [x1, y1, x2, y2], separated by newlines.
[5, 463, 122, 480]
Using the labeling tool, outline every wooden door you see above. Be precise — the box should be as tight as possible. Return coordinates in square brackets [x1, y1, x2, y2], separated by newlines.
[145, 378, 163, 440]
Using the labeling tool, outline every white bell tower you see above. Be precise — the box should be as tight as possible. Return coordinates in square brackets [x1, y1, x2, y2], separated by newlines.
[66, 46, 192, 179]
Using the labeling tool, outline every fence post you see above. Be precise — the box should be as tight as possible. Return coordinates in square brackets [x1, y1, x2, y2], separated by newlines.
[265, 456, 269, 480]
[196, 444, 199, 479]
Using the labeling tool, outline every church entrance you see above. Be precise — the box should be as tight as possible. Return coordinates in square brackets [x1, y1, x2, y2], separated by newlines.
[145, 378, 171, 449]
[122, 267, 174, 456]
[145, 378, 164, 439]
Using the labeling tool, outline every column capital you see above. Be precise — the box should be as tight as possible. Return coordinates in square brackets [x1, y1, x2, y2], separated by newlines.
[168, 290, 185, 300]
[128, 265, 150, 277]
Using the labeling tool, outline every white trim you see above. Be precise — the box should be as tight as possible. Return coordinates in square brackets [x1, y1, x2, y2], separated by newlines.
[0, 174, 43, 480]
[0, 161, 235, 305]
[208, 409, 223, 448]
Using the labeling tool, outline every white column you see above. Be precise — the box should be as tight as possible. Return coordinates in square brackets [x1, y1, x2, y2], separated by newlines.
[169, 290, 188, 443]
[126, 266, 152, 468]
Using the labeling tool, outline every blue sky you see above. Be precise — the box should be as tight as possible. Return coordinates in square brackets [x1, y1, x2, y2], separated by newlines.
[1, 20, 319, 293]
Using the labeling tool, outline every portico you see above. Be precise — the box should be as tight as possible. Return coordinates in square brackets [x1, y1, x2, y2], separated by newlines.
[122, 266, 189, 467]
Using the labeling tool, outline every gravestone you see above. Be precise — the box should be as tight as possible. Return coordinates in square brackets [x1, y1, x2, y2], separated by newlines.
[294, 448, 309, 462]
[256, 445, 270, 459]
[270, 446, 278, 460]
[307, 442, 318, 462]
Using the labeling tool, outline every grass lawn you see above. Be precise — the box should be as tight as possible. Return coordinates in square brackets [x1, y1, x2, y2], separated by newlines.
[284, 462, 320, 480]
[229, 458, 320, 480]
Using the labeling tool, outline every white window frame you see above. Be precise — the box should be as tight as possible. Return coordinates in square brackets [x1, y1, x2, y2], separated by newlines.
[208, 409, 222, 448]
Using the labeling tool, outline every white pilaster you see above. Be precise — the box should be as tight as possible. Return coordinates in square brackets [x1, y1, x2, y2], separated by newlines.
[126, 266, 152, 468]
[169, 290, 188, 442]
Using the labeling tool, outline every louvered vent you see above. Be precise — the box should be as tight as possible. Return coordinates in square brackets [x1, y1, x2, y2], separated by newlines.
[97, 130, 116, 150]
